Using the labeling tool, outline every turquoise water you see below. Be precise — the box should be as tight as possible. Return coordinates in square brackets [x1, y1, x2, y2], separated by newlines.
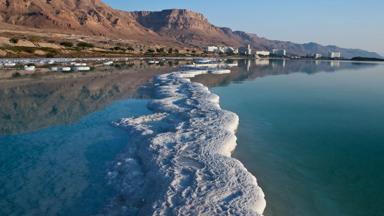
[1, 60, 384, 215]
[212, 61, 384, 216]
[0, 99, 149, 215]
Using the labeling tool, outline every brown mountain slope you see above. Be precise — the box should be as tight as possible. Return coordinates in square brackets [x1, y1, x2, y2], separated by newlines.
[0, 0, 162, 41]
[0, 0, 381, 58]
[131, 9, 243, 47]
[130, 9, 381, 58]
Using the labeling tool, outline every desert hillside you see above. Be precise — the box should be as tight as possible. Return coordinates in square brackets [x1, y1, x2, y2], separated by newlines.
[0, 0, 381, 58]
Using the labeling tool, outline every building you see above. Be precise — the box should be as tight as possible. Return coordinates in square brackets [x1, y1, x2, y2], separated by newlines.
[218, 46, 237, 54]
[272, 49, 287, 57]
[217, 46, 225, 54]
[205, 46, 237, 54]
[329, 52, 341, 59]
[256, 50, 270, 57]
[224, 47, 237, 54]
[314, 53, 322, 59]
[238, 44, 252, 55]
[205, 46, 219, 53]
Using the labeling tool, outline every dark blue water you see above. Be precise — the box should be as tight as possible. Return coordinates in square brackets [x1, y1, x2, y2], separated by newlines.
[0, 99, 150, 216]
[212, 62, 384, 216]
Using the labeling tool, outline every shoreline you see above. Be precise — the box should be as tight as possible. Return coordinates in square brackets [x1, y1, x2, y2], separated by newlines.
[1, 56, 380, 63]
[109, 68, 266, 215]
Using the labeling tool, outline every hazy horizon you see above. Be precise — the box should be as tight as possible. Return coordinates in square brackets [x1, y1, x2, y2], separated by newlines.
[105, 0, 384, 56]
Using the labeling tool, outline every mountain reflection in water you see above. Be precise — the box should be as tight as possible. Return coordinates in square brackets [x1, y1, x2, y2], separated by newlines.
[193, 59, 377, 88]
[0, 59, 379, 216]
[0, 63, 177, 135]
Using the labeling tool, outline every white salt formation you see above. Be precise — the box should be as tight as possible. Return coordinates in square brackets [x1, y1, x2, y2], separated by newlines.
[108, 68, 266, 215]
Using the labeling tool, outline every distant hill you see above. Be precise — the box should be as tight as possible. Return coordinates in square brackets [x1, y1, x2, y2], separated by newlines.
[0, 0, 381, 58]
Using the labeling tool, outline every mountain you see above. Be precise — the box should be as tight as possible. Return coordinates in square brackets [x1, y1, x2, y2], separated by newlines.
[0, 0, 381, 58]
[0, 0, 168, 42]
[131, 9, 243, 47]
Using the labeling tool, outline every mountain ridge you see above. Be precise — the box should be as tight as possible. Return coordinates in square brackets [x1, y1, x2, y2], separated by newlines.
[0, 0, 381, 58]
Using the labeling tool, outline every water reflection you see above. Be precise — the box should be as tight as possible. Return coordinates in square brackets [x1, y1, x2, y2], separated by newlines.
[0, 59, 189, 216]
[193, 59, 378, 88]
[0, 99, 151, 216]
[0, 61, 186, 135]
[0, 58, 380, 216]
[210, 62, 384, 216]
[0, 59, 378, 136]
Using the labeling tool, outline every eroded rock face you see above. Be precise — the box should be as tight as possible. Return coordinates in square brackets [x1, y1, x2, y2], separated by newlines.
[130, 9, 243, 46]
[0, 1, 381, 58]
[0, 0, 157, 39]
[132, 9, 213, 32]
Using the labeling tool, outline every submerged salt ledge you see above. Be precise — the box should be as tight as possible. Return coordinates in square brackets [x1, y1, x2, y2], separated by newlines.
[108, 69, 266, 215]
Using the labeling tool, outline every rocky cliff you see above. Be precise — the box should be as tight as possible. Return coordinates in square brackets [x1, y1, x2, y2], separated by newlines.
[0, 0, 381, 58]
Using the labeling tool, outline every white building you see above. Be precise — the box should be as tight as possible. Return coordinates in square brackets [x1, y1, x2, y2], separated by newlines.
[205, 46, 219, 53]
[272, 49, 287, 57]
[239, 44, 252, 55]
[256, 51, 270, 57]
[205, 46, 238, 54]
[314, 53, 322, 59]
[329, 52, 341, 59]
[216, 46, 237, 54]
[217, 46, 225, 53]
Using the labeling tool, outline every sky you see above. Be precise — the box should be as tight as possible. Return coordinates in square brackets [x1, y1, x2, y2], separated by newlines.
[104, 0, 384, 55]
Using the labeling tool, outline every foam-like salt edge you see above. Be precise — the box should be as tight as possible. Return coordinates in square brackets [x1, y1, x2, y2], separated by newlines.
[110, 69, 266, 215]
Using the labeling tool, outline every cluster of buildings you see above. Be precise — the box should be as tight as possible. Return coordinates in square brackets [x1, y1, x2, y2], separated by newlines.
[238, 44, 252, 55]
[313, 52, 341, 59]
[204, 44, 343, 59]
[204, 46, 239, 55]
[204, 44, 287, 57]
[329, 52, 342, 59]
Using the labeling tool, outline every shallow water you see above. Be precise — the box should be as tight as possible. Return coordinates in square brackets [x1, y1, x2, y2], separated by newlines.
[0, 99, 150, 215]
[1, 59, 383, 215]
[0, 62, 165, 215]
[212, 60, 384, 216]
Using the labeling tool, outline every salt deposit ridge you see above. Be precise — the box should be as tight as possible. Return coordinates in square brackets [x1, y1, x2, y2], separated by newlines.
[106, 67, 266, 215]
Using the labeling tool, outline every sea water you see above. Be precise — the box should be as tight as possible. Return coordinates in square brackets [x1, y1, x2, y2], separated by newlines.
[212, 60, 384, 216]
[1, 60, 384, 215]
[0, 99, 150, 215]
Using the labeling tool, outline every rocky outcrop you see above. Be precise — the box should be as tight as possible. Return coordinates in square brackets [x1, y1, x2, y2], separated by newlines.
[0, 0, 159, 40]
[131, 9, 242, 46]
[0, 1, 381, 58]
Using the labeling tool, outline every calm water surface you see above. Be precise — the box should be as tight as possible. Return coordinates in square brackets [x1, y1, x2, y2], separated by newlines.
[212, 60, 384, 216]
[0, 99, 150, 215]
[1, 60, 383, 215]
[0, 62, 168, 215]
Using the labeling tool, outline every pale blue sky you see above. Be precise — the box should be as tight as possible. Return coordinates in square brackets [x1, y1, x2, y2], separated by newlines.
[104, 0, 384, 55]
